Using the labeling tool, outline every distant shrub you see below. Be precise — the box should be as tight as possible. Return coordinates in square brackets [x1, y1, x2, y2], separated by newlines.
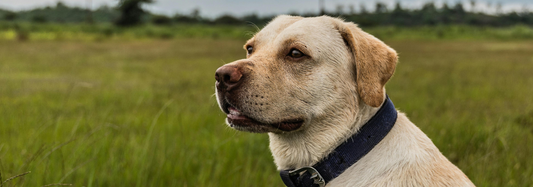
[213, 15, 242, 25]
[152, 15, 172, 25]
[157, 30, 174, 39]
[31, 15, 48, 23]
[3, 12, 17, 21]
[13, 24, 29, 41]
[115, 0, 153, 27]
[241, 14, 270, 26]
[173, 15, 198, 24]
[100, 27, 115, 37]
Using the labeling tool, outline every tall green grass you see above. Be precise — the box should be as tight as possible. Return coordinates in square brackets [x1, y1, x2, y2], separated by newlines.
[0, 37, 532, 186]
[0, 38, 283, 186]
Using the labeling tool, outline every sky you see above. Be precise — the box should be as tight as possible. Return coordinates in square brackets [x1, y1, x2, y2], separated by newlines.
[1, 0, 532, 18]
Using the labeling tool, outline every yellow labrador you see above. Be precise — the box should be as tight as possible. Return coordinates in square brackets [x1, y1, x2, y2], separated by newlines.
[215, 15, 474, 186]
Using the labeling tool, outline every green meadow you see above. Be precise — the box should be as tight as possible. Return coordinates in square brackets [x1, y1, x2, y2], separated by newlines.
[0, 25, 533, 186]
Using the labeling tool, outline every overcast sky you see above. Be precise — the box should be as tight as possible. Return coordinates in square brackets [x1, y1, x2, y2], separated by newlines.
[1, 0, 531, 18]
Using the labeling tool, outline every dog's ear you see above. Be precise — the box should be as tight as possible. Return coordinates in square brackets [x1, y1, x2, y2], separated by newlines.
[333, 19, 398, 107]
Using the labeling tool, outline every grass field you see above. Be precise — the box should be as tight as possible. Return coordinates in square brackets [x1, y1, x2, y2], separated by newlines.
[0, 32, 533, 186]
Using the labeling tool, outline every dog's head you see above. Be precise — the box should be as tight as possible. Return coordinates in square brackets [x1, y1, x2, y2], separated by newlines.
[215, 15, 397, 133]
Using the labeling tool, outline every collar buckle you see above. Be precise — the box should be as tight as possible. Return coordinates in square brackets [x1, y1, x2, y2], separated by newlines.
[289, 166, 326, 187]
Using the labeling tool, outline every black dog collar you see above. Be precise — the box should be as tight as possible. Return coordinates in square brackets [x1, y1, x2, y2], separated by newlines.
[280, 96, 398, 187]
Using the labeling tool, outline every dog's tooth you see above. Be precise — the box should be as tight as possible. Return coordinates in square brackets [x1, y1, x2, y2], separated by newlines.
[229, 107, 241, 115]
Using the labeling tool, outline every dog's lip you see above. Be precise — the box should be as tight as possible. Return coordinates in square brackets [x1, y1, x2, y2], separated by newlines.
[227, 107, 248, 120]
[224, 105, 303, 132]
[268, 118, 305, 131]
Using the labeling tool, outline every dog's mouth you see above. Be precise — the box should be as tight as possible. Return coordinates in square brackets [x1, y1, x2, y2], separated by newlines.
[224, 105, 304, 132]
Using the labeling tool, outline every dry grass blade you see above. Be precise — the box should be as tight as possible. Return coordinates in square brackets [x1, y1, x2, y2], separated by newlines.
[1, 171, 31, 186]
[58, 158, 96, 183]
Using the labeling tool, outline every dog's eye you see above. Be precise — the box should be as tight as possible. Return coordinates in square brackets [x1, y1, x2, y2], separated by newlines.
[246, 46, 253, 54]
[289, 49, 304, 58]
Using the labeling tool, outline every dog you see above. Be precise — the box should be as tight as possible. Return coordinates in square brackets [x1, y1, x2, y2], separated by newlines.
[215, 15, 474, 186]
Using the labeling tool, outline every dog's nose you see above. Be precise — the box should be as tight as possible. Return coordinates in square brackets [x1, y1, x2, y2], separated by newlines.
[215, 65, 243, 89]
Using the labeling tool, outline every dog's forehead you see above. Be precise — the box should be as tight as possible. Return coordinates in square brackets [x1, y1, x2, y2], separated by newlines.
[254, 16, 337, 45]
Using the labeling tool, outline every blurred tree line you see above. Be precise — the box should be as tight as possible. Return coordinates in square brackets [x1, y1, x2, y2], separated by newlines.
[0, 1, 532, 27]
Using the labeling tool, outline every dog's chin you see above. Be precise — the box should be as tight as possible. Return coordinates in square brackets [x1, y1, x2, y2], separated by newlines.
[225, 107, 304, 133]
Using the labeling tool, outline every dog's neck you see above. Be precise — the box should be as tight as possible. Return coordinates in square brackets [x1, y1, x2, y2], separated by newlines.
[268, 100, 381, 170]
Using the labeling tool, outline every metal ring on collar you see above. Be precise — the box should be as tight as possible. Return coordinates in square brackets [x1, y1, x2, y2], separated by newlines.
[288, 166, 326, 187]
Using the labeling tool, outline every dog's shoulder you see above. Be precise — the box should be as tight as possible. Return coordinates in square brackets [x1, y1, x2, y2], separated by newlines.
[330, 112, 475, 187]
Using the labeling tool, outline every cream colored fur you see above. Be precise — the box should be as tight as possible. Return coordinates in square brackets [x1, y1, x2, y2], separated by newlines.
[215, 15, 474, 186]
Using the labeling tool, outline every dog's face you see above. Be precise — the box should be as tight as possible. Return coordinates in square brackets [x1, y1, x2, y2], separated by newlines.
[215, 16, 397, 133]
